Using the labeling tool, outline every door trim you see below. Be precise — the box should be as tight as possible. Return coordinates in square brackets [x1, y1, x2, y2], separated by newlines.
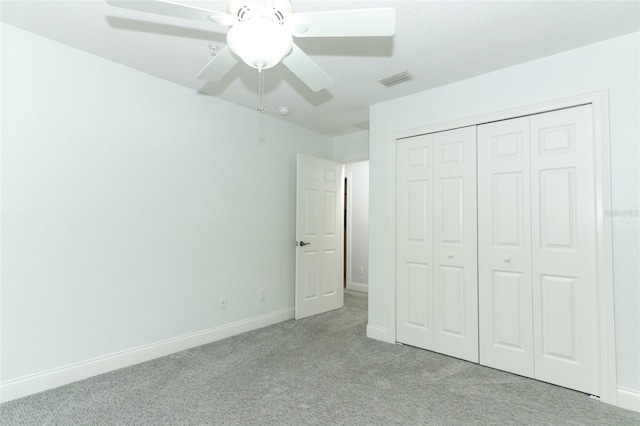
[345, 171, 353, 290]
[385, 90, 616, 405]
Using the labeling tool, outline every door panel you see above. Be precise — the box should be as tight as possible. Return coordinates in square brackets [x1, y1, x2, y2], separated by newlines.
[396, 135, 434, 350]
[478, 117, 534, 377]
[433, 127, 478, 362]
[295, 154, 344, 319]
[540, 275, 578, 362]
[539, 168, 575, 249]
[408, 181, 428, 240]
[492, 172, 523, 246]
[321, 249, 338, 295]
[303, 251, 318, 299]
[492, 271, 527, 350]
[530, 105, 599, 395]
[439, 177, 464, 243]
[323, 192, 337, 235]
[439, 265, 465, 337]
[407, 262, 429, 326]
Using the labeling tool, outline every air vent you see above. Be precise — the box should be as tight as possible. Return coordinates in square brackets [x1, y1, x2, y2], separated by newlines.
[378, 71, 413, 87]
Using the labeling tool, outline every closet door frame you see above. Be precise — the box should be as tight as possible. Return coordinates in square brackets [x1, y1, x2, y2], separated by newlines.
[390, 91, 616, 405]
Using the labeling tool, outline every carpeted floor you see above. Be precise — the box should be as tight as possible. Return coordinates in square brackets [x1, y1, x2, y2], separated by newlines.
[1, 290, 639, 425]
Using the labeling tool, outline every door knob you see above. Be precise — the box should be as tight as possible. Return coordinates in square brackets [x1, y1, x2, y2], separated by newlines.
[504, 256, 511, 263]
[298, 241, 311, 247]
[447, 253, 454, 259]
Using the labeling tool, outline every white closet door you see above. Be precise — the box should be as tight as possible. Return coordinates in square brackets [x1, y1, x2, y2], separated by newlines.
[478, 117, 535, 377]
[433, 127, 478, 362]
[396, 135, 434, 349]
[530, 105, 599, 395]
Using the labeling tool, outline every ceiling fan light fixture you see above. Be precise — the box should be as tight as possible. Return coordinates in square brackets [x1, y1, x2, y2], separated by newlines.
[227, 17, 293, 70]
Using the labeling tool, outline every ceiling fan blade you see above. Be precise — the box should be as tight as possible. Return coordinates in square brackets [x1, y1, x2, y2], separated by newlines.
[106, 0, 237, 26]
[287, 8, 395, 37]
[196, 46, 238, 81]
[281, 44, 333, 92]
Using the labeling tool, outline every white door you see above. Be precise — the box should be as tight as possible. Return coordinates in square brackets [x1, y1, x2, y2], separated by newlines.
[396, 134, 435, 350]
[530, 105, 599, 395]
[396, 127, 478, 363]
[295, 154, 344, 320]
[432, 127, 478, 362]
[478, 117, 535, 377]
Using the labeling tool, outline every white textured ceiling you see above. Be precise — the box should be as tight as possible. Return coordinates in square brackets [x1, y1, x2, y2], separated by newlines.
[2, 1, 639, 136]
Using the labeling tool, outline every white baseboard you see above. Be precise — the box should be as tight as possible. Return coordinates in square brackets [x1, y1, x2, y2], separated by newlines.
[0, 307, 294, 403]
[617, 387, 640, 413]
[347, 281, 368, 293]
[366, 323, 394, 343]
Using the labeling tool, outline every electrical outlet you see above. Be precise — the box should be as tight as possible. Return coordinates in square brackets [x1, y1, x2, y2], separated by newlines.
[260, 288, 267, 301]
[358, 266, 364, 275]
[219, 296, 227, 309]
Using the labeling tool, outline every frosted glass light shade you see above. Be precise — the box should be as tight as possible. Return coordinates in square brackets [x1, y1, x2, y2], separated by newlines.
[227, 17, 293, 70]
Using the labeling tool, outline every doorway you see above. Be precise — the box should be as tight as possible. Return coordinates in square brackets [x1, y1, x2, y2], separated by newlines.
[343, 161, 370, 293]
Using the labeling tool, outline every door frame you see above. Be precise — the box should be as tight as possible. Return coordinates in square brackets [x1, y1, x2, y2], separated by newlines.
[386, 90, 617, 404]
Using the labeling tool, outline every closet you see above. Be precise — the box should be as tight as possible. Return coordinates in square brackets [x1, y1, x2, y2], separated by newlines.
[396, 104, 601, 396]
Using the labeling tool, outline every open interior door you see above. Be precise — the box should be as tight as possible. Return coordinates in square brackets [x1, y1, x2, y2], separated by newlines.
[295, 154, 344, 319]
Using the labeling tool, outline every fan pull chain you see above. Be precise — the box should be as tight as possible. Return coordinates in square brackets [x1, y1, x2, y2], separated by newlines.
[257, 68, 265, 117]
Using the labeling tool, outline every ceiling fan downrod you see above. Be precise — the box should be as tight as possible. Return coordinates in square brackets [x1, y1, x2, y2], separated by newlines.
[257, 67, 265, 117]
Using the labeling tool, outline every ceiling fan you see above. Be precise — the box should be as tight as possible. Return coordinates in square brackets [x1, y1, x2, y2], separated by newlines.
[106, 0, 396, 94]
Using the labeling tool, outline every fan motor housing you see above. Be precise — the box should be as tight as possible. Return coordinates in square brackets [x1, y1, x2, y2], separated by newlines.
[228, 0, 293, 23]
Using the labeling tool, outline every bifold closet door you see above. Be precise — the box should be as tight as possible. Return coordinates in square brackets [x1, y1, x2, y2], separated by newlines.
[530, 105, 599, 395]
[478, 105, 600, 395]
[432, 127, 478, 362]
[396, 127, 478, 363]
[396, 134, 434, 350]
[478, 117, 534, 377]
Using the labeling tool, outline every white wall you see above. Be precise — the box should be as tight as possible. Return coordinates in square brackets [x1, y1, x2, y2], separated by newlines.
[345, 161, 369, 290]
[332, 130, 369, 163]
[368, 32, 640, 395]
[0, 24, 332, 395]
